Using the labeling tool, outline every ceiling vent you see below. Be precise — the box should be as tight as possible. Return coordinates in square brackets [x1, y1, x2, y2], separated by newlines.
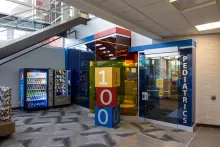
[171, 0, 215, 11]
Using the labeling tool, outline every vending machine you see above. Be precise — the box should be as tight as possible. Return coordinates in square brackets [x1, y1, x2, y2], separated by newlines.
[19, 68, 53, 110]
[53, 70, 71, 106]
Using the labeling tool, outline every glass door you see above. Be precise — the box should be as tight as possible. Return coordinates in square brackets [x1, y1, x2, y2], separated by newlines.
[139, 52, 180, 125]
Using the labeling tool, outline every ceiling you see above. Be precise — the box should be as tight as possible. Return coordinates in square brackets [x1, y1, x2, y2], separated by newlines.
[60, 0, 220, 39]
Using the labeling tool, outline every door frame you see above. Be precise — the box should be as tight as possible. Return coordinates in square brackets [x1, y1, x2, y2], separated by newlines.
[138, 47, 181, 129]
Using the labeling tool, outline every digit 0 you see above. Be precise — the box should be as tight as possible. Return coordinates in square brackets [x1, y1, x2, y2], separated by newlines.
[98, 109, 108, 125]
[100, 89, 112, 105]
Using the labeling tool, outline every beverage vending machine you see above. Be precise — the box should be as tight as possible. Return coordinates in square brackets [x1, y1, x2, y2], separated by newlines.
[19, 68, 53, 110]
[53, 70, 71, 106]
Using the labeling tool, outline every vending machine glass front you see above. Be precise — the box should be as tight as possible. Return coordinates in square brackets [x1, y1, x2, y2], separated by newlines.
[55, 70, 67, 96]
[26, 69, 48, 109]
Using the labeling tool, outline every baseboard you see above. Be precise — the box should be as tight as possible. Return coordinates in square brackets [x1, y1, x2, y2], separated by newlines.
[88, 113, 138, 121]
[138, 117, 195, 132]
[12, 107, 20, 110]
[120, 115, 138, 120]
[196, 123, 220, 128]
[74, 105, 90, 112]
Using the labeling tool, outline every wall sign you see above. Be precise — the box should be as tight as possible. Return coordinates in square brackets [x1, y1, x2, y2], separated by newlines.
[179, 48, 194, 127]
[142, 92, 148, 100]
[156, 79, 163, 89]
[182, 56, 188, 124]
[158, 91, 163, 97]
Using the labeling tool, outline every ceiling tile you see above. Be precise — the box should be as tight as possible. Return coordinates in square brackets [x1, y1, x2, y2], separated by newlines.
[182, 3, 219, 20]
[84, 0, 107, 3]
[199, 28, 220, 34]
[138, 0, 177, 18]
[146, 23, 170, 33]
[143, 20, 177, 37]
[136, 18, 158, 28]
[152, 11, 192, 30]
[188, 13, 220, 26]
[121, 9, 147, 22]
[170, 27, 199, 35]
[157, 31, 176, 37]
[172, 0, 213, 10]
[123, 0, 163, 9]
[100, 0, 133, 14]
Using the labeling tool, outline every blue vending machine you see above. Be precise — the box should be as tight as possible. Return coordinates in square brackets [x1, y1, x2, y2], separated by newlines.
[20, 68, 51, 110]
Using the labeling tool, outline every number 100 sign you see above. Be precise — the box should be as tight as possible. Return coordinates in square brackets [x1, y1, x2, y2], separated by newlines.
[95, 67, 120, 87]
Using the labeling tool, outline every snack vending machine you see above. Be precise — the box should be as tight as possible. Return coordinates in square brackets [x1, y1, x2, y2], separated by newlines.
[54, 70, 71, 106]
[19, 68, 53, 110]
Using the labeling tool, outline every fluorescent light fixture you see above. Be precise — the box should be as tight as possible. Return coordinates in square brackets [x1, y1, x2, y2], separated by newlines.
[110, 57, 116, 60]
[95, 43, 102, 47]
[195, 21, 220, 31]
[103, 50, 110, 53]
[170, 0, 177, 2]
[99, 47, 106, 50]
[108, 54, 114, 57]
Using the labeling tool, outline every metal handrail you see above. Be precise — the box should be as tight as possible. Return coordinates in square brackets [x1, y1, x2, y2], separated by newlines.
[0, 2, 52, 22]
[0, 5, 69, 33]
[0, 29, 77, 66]
[5, 0, 62, 15]
[51, 15, 62, 24]
[16, 7, 72, 30]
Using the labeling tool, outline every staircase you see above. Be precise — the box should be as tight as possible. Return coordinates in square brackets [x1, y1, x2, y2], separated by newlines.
[0, 1, 89, 63]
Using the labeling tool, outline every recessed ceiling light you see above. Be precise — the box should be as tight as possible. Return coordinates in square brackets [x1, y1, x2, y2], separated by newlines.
[103, 50, 110, 53]
[170, 0, 177, 2]
[195, 21, 220, 31]
[99, 47, 106, 50]
[95, 43, 102, 47]
[110, 57, 116, 60]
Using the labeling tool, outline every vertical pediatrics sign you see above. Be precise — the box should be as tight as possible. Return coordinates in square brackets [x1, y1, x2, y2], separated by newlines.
[95, 67, 120, 128]
[179, 48, 194, 127]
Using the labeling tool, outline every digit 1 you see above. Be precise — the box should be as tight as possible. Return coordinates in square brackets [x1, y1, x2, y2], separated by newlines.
[99, 70, 107, 85]
[115, 71, 118, 84]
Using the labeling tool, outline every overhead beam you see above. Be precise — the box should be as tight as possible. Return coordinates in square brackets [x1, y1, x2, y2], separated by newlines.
[60, 0, 161, 39]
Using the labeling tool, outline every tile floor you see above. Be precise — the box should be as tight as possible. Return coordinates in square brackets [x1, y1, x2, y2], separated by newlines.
[0, 105, 219, 147]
